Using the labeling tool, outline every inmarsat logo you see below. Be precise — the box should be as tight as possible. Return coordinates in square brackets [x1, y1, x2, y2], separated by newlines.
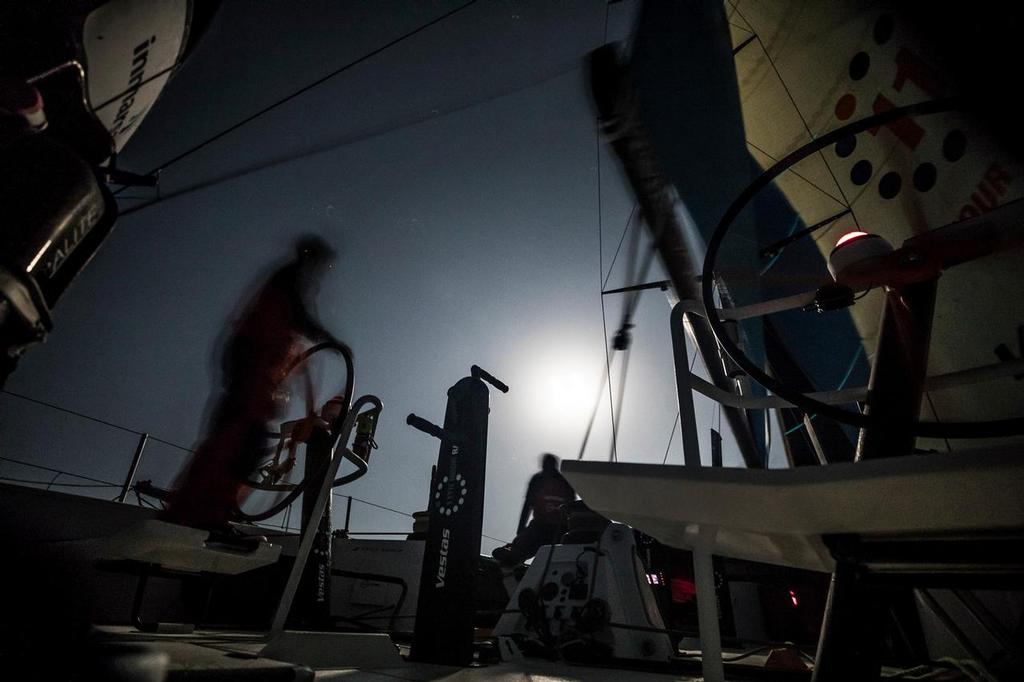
[111, 36, 156, 136]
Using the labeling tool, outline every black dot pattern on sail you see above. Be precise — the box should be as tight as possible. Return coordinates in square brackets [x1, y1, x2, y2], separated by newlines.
[835, 136, 857, 158]
[851, 159, 873, 185]
[879, 171, 902, 199]
[913, 162, 937, 192]
[849, 52, 870, 80]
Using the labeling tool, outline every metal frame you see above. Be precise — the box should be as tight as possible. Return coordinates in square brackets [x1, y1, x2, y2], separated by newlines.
[269, 394, 381, 635]
[669, 301, 702, 467]
[117, 433, 149, 503]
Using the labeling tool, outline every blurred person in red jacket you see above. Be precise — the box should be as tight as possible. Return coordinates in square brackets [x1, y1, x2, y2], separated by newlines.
[164, 235, 346, 530]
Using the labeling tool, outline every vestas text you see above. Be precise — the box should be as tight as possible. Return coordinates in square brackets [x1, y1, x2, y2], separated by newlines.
[435, 528, 450, 588]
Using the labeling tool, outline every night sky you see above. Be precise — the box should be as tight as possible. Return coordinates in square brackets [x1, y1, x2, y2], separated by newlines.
[1, 1, 772, 552]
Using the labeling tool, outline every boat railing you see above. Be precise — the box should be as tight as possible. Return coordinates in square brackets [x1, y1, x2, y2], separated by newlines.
[0, 387, 417, 538]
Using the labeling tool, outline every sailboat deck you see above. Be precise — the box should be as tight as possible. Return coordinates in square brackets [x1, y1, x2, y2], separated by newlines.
[88, 626, 777, 681]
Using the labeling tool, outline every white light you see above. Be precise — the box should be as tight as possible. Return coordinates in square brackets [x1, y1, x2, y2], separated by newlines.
[835, 231, 869, 248]
[26, 240, 52, 273]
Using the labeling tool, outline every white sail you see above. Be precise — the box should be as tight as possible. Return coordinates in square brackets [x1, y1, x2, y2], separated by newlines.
[728, 1, 1024, 448]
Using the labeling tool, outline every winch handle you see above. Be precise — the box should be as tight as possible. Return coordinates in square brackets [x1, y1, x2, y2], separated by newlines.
[406, 413, 455, 442]
[471, 365, 509, 393]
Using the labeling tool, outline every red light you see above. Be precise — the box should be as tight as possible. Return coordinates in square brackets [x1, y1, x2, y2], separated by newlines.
[835, 231, 869, 248]
[670, 578, 697, 603]
[789, 590, 799, 608]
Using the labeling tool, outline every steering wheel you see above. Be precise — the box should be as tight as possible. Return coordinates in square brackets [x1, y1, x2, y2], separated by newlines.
[700, 97, 1024, 439]
[234, 341, 358, 522]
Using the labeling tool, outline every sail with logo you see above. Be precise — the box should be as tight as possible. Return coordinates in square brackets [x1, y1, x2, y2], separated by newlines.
[0, 0, 219, 384]
[600, 1, 1024, 463]
[722, 1, 1024, 453]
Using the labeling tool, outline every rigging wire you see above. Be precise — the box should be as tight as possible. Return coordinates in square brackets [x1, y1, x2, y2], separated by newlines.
[0, 454, 120, 487]
[608, 201, 645, 353]
[332, 493, 508, 544]
[744, 139, 847, 206]
[925, 392, 954, 453]
[602, 204, 640, 289]
[609, 346, 632, 462]
[783, 344, 864, 435]
[1, 388, 194, 453]
[578, 206, 642, 461]
[661, 353, 699, 464]
[114, 0, 481, 195]
[334, 492, 414, 519]
[0, 392, 506, 540]
[92, 64, 177, 113]
[759, 215, 800, 275]
[621, 241, 659, 325]
[117, 58, 580, 219]
[0, 476, 116, 489]
[595, 119, 619, 463]
[729, 4, 860, 233]
[660, 414, 679, 465]
[591, 152, 649, 462]
[576, 360, 610, 460]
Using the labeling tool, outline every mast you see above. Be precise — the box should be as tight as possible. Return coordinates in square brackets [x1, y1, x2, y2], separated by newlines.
[588, 43, 762, 468]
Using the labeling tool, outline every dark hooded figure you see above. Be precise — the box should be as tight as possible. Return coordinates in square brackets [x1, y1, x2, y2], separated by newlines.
[492, 453, 576, 566]
[164, 235, 345, 529]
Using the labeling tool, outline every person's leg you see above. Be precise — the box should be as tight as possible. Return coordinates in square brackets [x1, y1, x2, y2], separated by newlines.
[494, 522, 560, 566]
[163, 418, 251, 530]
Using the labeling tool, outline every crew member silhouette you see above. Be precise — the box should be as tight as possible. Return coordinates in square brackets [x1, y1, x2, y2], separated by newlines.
[493, 453, 576, 566]
[165, 235, 345, 529]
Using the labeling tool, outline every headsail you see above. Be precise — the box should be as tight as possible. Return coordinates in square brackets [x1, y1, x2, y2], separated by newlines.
[728, 0, 1024, 450]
